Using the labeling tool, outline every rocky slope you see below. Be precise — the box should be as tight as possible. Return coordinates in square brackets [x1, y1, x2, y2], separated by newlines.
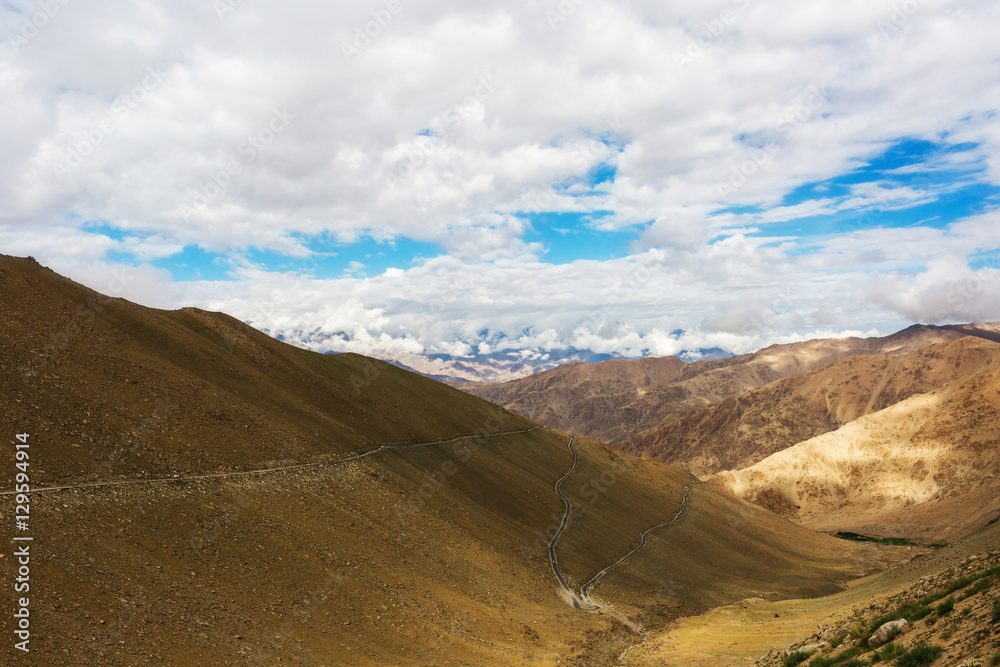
[753, 543, 1000, 667]
[710, 356, 1000, 542]
[628, 521, 1000, 666]
[623, 335, 1000, 478]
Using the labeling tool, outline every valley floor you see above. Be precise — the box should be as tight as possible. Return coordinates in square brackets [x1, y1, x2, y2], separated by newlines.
[624, 522, 1000, 666]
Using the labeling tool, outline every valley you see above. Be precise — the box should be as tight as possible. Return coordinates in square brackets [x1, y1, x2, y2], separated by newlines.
[1, 254, 997, 665]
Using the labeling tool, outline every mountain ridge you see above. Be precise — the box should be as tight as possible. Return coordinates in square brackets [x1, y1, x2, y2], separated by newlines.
[455, 324, 979, 444]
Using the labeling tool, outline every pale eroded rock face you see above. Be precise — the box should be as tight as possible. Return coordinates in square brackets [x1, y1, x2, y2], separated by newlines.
[625, 333, 1000, 478]
[711, 356, 1000, 541]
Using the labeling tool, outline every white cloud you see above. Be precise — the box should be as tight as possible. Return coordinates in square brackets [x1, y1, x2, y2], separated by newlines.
[2, 0, 1000, 363]
[867, 254, 1000, 324]
[128, 211, 990, 362]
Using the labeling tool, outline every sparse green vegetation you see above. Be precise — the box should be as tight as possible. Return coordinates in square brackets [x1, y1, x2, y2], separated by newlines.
[989, 650, 1000, 666]
[906, 606, 934, 622]
[833, 532, 919, 547]
[894, 645, 944, 667]
[935, 597, 955, 616]
[840, 647, 865, 660]
[958, 576, 992, 600]
[839, 563, 1000, 664]
[807, 646, 866, 667]
[875, 642, 904, 663]
[785, 651, 811, 667]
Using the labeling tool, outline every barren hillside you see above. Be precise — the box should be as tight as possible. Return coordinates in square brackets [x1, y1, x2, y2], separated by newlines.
[622, 335, 1000, 477]
[0, 256, 887, 665]
[457, 325, 970, 444]
[711, 360, 1000, 542]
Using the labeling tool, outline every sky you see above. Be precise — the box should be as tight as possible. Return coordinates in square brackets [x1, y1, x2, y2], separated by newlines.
[2, 0, 999, 365]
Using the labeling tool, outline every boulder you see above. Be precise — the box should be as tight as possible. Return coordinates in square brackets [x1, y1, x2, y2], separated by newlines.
[868, 619, 909, 648]
[798, 643, 826, 655]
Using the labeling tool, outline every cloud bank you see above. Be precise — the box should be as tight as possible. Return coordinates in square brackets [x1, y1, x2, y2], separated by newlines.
[2, 0, 999, 365]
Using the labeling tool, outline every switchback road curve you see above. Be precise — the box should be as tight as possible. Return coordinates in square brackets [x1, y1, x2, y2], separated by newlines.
[545, 436, 599, 611]
[545, 433, 698, 612]
[578, 483, 698, 607]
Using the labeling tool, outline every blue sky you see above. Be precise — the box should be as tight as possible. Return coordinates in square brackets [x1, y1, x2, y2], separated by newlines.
[81, 137, 998, 281]
[733, 139, 999, 244]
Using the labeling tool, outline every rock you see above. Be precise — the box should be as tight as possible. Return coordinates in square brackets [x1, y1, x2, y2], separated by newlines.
[868, 619, 909, 648]
[798, 643, 826, 655]
[833, 627, 850, 640]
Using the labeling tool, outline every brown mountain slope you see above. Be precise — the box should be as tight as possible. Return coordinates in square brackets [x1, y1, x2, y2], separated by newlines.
[0, 255, 891, 665]
[622, 335, 1000, 478]
[710, 360, 1000, 542]
[943, 321, 1000, 343]
[456, 356, 689, 444]
[457, 325, 969, 443]
[0, 255, 536, 483]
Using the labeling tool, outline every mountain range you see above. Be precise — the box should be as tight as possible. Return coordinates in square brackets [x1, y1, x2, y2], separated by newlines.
[457, 323, 1000, 543]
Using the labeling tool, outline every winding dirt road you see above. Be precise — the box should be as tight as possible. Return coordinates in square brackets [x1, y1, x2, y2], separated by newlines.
[545, 434, 698, 611]
[0, 428, 540, 497]
[546, 436, 598, 610]
[578, 483, 697, 606]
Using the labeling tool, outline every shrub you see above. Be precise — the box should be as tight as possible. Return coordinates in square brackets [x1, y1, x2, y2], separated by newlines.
[958, 576, 992, 601]
[877, 643, 904, 662]
[992, 599, 1000, 624]
[935, 597, 955, 616]
[945, 576, 977, 594]
[918, 593, 944, 607]
[838, 647, 865, 660]
[895, 645, 944, 667]
[785, 651, 811, 667]
[989, 650, 1000, 666]
[904, 606, 933, 623]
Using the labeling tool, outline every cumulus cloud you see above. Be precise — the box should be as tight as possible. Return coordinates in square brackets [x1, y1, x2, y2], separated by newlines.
[2, 0, 1000, 364]
[867, 254, 1000, 324]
